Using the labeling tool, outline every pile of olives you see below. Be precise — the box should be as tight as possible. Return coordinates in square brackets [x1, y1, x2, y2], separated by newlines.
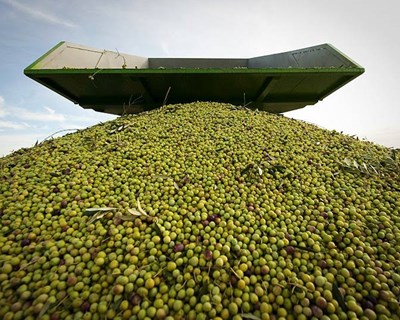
[0, 102, 399, 320]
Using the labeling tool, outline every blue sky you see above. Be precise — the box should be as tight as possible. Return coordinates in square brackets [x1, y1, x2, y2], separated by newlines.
[0, 0, 399, 156]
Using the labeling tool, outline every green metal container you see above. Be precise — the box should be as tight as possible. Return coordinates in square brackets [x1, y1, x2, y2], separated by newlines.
[25, 42, 364, 115]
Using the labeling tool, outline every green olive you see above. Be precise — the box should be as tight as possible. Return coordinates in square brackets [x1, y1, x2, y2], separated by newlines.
[0, 102, 399, 319]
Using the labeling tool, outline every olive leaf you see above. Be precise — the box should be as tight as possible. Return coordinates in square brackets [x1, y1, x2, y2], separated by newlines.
[126, 199, 148, 218]
[137, 199, 148, 216]
[153, 221, 162, 235]
[289, 244, 319, 253]
[84, 207, 117, 215]
[343, 158, 351, 166]
[85, 207, 117, 224]
[198, 283, 209, 297]
[119, 213, 136, 221]
[241, 163, 263, 177]
[369, 164, 378, 174]
[332, 282, 347, 312]
[87, 211, 108, 224]
[241, 314, 261, 320]
[38, 301, 52, 319]
[230, 267, 242, 279]
[127, 208, 144, 217]
[50, 172, 61, 177]
[153, 174, 172, 180]
[240, 163, 253, 176]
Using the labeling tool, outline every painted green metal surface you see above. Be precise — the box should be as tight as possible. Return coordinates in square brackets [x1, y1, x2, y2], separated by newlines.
[24, 42, 364, 115]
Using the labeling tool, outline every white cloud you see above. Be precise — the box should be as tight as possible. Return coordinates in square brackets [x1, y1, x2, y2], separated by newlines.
[15, 107, 65, 122]
[0, 120, 30, 130]
[0, 96, 8, 117]
[44, 106, 56, 114]
[2, 0, 77, 28]
[66, 112, 117, 124]
[160, 41, 172, 56]
[361, 127, 400, 149]
[0, 96, 66, 126]
[0, 133, 45, 157]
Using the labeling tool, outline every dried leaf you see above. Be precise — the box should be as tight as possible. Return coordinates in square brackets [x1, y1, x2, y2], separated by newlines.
[264, 152, 273, 161]
[137, 199, 148, 216]
[119, 214, 136, 221]
[85, 207, 117, 213]
[173, 182, 180, 190]
[353, 160, 359, 169]
[230, 267, 242, 279]
[257, 166, 263, 176]
[370, 165, 378, 175]
[343, 158, 351, 166]
[84, 207, 117, 214]
[127, 208, 144, 216]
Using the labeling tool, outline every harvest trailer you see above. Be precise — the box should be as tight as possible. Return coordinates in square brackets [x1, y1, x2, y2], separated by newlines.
[24, 42, 364, 115]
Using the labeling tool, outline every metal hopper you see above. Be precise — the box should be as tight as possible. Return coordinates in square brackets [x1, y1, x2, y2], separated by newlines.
[24, 42, 364, 115]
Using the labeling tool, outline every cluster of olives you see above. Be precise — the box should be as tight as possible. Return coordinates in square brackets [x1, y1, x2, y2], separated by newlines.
[0, 102, 399, 320]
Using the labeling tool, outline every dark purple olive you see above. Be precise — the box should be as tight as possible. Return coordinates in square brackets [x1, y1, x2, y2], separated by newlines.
[80, 301, 90, 312]
[62, 168, 71, 175]
[131, 294, 142, 306]
[311, 305, 323, 317]
[21, 239, 31, 246]
[203, 249, 212, 261]
[285, 246, 295, 254]
[50, 313, 60, 320]
[60, 200, 68, 208]
[365, 295, 377, 305]
[361, 299, 374, 310]
[173, 243, 185, 252]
